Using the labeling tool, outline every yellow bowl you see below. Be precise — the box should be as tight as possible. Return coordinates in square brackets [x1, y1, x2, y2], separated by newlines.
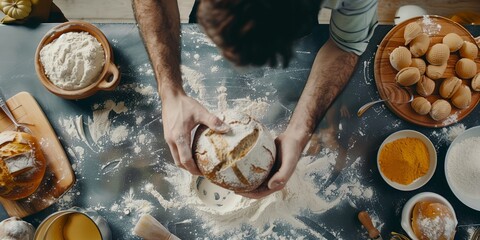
[34, 21, 120, 100]
[377, 129, 437, 191]
[34, 208, 111, 240]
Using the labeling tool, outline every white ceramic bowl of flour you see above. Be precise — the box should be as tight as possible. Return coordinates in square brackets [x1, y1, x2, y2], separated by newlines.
[35, 21, 120, 99]
[445, 125, 480, 211]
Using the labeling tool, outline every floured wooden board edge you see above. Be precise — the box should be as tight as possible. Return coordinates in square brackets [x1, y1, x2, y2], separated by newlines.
[0, 92, 75, 218]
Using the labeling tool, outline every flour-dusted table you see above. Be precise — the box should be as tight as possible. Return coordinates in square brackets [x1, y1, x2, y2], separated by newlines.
[0, 23, 479, 239]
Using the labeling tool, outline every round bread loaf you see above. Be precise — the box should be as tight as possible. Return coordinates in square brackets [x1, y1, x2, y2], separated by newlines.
[192, 111, 276, 192]
[0, 131, 47, 200]
[412, 201, 456, 240]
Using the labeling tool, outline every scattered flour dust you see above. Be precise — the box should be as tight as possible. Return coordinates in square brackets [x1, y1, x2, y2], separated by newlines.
[212, 54, 222, 61]
[146, 151, 374, 239]
[442, 112, 459, 126]
[110, 125, 129, 144]
[54, 82, 161, 215]
[54, 186, 81, 210]
[216, 85, 270, 120]
[88, 100, 128, 144]
[430, 123, 466, 143]
[137, 63, 155, 76]
[57, 82, 160, 155]
[134, 84, 155, 96]
[421, 15, 442, 35]
[168, 66, 375, 238]
[232, 96, 270, 120]
[182, 65, 270, 120]
[181, 65, 206, 99]
[110, 188, 154, 224]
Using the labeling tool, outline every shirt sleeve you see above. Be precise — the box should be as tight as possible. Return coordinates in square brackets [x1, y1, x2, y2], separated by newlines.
[328, 0, 379, 55]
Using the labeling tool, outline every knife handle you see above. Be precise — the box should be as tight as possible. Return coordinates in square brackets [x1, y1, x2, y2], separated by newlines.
[358, 211, 380, 239]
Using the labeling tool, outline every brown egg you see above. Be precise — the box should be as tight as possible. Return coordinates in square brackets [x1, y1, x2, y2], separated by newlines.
[404, 22, 423, 45]
[430, 99, 452, 121]
[410, 33, 430, 57]
[442, 33, 464, 52]
[411, 97, 432, 115]
[426, 43, 450, 66]
[390, 46, 412, 71]
[439, 76, 462, 99]
[459, 41, 479, 59]
[416, 75, 435, 97]
[410, 58, 426, 75]
[395, 67, 421, 86]
[426, 63, 447, 80]
[471, 73, 480, 91]
[451, 84, 472, 109]
[455, 58, 477, 79]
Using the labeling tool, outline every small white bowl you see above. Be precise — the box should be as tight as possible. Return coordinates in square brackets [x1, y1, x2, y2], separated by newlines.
[377, 130, 437, 191]
[445, 125, 480, 211]
[401, 192, 458, 240]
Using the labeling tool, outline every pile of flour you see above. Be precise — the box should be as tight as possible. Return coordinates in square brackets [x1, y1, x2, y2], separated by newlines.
[40, 32, 105, 90]
[446, 136, 480, 199]
[145, 151, 376, 238]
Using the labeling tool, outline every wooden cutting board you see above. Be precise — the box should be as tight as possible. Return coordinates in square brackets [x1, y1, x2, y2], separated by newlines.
[0, 92, 75, 218]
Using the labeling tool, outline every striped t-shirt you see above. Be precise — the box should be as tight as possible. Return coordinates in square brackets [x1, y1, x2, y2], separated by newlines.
[323, 0, 378, 55]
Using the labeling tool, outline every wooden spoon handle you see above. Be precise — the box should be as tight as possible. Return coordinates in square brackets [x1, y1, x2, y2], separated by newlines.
[358, 211, 380, 239]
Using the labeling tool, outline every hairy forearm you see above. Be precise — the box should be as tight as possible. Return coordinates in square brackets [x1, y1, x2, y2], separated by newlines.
[287, 38, 359, 145]
[132, 0, 183, 98]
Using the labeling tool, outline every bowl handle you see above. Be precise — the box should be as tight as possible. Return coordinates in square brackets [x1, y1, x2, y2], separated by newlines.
[97, 62, 120, 91]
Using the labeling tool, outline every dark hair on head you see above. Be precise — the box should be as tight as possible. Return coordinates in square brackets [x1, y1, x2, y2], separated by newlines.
[197, 0, 321, 68]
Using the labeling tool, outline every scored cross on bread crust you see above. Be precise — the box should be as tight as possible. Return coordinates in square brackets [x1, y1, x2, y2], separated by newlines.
[193, 111, 275, 192]
[0, 131, 47, 200]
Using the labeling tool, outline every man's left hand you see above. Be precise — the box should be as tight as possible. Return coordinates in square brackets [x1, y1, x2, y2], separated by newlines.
[238, 132, 304, 199]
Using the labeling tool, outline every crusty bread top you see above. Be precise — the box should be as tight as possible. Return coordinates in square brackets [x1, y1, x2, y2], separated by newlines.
[193, 111, 276, 192]
[0, 131, 47, 200]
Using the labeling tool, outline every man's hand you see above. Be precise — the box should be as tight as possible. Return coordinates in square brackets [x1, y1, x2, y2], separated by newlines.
[162, 92, 230, 175]
[238, 131, 304, 199]
[239, 39, 358, 199]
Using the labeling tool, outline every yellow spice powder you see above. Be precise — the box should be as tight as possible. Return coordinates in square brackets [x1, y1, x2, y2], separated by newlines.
[379, 137, 430, 185]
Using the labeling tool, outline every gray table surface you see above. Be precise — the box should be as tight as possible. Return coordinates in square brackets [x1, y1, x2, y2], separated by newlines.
[0, 23, 479, 240]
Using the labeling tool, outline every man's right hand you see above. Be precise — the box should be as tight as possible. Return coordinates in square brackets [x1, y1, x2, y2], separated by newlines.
[161, 92, 230, 175]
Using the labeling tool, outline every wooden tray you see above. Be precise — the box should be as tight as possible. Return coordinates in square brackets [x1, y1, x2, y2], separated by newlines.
[374, 15, 480, 127]
[0, 92, 75, 218]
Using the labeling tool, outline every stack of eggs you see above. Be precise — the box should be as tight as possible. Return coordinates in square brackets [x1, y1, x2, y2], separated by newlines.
[389, 21, 479, 121]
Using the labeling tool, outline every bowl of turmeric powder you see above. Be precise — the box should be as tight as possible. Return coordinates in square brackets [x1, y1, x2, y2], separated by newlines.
[377, 130, 437, 191]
